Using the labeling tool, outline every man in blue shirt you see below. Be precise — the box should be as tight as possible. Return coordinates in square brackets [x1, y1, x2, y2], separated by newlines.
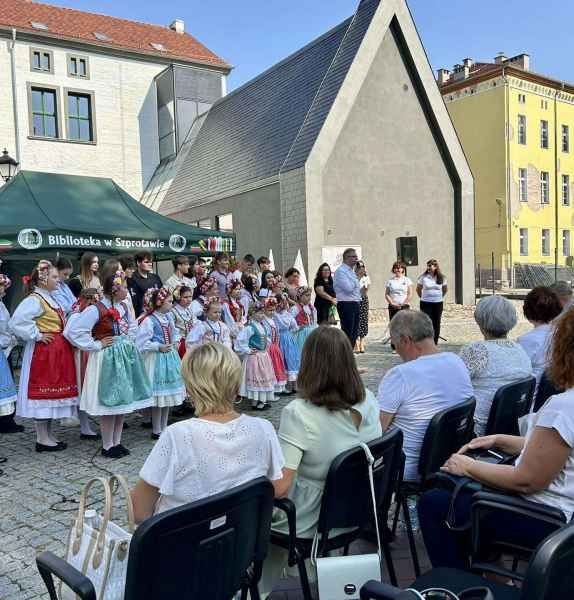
[333, 248, 361, 347]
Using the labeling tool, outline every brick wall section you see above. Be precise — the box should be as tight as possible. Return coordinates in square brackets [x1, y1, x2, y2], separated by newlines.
[279, 167, 308, 272]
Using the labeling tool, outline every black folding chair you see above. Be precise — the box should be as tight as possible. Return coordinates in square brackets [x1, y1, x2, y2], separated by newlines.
[271, 429, 404, 600]
[360, 517, 574, 600]
[532, 371, 562, 413]
[484, 377, 536, 436]
[391, 398, 476, 575]
[36, 477, 274, 600]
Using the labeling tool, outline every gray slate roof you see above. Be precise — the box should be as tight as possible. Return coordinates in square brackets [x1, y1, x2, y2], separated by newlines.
[160, 0, 380, 216]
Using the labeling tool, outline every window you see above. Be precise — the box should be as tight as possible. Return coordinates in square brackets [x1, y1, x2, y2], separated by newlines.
[30, 87, 58, 138]
[30, 48, 53, 73]
[563, 125, 570, 153]
[563, 230, 571, 257]
[563, 174, 571, 206]
[540, 120, 549, 149]
[541, 99, 548, 110]
[67, 55, 89, 79]
[540, 171, 550, 204]
[518, 168, 528, 202]
[519, 228, 528, 256]
[216, 213, 233, 232]
[65, 92, 94, 142]
[541, 229, 551, 256]
[193, 219, 211, 229]
[518, 93, 526, 104]
[517, 114, 527, 145]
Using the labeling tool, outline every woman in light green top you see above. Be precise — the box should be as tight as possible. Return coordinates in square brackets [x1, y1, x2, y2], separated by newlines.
[272, 325, 383, 537]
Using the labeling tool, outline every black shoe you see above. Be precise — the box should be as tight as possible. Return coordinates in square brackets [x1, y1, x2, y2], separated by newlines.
[36, 442, 67, 453]
[117, 444, 130, 456]
[0, 421, 25, 434]
[151, 433, 161, 440]
[140, 421, 152, 429]
[101, 446, 123, 459]
[80, 433, 101, 440]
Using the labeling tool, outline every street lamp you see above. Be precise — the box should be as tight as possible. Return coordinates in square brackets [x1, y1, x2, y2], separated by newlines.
[0, 149, 19, 182]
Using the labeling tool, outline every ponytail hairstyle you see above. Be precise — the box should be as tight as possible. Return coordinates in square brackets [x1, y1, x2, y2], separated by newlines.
[79, 252, 99, 288]
[102, 270, 126, 298]
[23, 260, 53, 295]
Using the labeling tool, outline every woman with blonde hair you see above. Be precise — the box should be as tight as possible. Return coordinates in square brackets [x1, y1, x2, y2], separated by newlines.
[69, 252, 101, 297]
[130, 342, 284, 522]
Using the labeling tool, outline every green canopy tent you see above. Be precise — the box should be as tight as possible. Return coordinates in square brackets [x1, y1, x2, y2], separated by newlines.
[0, 171, 234, 309]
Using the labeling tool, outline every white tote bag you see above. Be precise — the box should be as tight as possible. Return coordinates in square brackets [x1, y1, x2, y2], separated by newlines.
[314, 443, 384, 600]
[60, 475, 135, 600]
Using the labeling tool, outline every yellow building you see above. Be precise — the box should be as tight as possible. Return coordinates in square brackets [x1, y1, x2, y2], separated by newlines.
[438, 53, 574, 285]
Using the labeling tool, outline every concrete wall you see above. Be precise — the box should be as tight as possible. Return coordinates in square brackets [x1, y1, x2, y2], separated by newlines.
[279, 167, 308, 275]
[169, 183, 284, 269]
[306, 28, 458, 310]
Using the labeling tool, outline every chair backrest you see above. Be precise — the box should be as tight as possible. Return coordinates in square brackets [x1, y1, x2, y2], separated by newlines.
[521, 523, 574, 600]
[418, 397, 476, 481]
[124, 477, 274, 600]
[485, 376, 536, 436]
[316, 429, 404, 540]
[533, 371, 562, 413]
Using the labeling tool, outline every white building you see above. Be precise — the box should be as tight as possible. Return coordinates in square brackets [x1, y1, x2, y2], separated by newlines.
[0, 0, 230, 198]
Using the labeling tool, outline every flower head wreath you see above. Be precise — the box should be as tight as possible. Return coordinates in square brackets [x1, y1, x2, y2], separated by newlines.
[36, 260, 52, 285]
[200, 276, 218, 296]
[296, 286, 311, 301]
[143, 285, 171, 313]
[248, 300, 265, 318]
[226, 280, 243, 295]
[111, 270, 126, 294]
[203, 296, 221, 312]
[264, 296, 278, 309]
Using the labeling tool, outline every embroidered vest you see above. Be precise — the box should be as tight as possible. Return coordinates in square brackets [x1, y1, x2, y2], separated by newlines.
[248, 323, 267, 351]
[92, 302, 128, 340]
[151, 314, 172, 345]
[294, 305, 312, 327]
[32, 294, 64, 333]
[224, 299, 243, 323]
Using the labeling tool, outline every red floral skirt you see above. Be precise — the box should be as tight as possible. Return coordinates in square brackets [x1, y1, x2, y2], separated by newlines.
[178, 338, 187, 359]
[28, 333, 78, 400]
[268, 342, 287, 384]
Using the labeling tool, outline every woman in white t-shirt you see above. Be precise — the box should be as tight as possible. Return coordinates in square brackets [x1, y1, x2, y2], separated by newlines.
[385, 261, 413, 322]
[418, 306, 574, 570]
[416, 258, 447, 344]
[130, 342, 285, 521]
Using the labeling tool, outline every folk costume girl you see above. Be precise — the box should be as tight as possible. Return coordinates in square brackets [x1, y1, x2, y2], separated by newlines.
[0, 275, 18, 421]
[234, 302, 277, 410]
[190, 277, 219, 320]
[136, 287, 186, 439]
[290, 286, 318, 351]
[262, 297, 288, 394]
[186, 298, 232, 351]
[274, 293, 300, 388]
[64, 271, 152, 458]
[222, 280, 245, 339]
[171, 285, 196, 358]
[10, 261, 79, 452]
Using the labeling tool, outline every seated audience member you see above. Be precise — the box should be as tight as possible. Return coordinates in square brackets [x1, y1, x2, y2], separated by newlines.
[549, 280, 573, 316]
[263, 326, 382, 590]
[377, 310, 473, 481]
[517, 286, 562, 386]
[130, 343, 284, 522]
[460, 296, 532, 436]
[418, 306, 574, 570]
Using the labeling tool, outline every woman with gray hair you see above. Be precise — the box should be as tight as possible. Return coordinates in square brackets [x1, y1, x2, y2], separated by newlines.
[460, 295, 532, 435]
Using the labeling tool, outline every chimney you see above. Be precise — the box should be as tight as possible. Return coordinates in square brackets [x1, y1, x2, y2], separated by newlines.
[463, 58, 473, 69]
[169, 19, 185, 34]
[506, 53, 530, 71]
[437, 68, 451, 84]
[494, 52, 507, 64]
[451, 63, 470, 82]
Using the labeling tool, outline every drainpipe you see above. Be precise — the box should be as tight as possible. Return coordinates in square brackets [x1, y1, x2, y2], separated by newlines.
[553, 86, 562, 281]
[9, 28, 22, 164]
[503, 67, 513, 286]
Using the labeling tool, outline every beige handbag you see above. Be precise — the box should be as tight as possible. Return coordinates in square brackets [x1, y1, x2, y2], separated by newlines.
[60, 475, 135, 600]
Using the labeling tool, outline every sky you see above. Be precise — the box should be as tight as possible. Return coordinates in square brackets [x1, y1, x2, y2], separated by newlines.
[47, 0, 574, 91]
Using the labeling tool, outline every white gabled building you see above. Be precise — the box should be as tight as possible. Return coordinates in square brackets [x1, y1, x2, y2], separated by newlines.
[0, 0, 230, 198]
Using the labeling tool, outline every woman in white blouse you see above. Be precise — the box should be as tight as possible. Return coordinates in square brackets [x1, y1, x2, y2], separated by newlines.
[385, 261, 413, 321]
[460, 295, 532, 435]
[130, 342, 285, 521]
[416, 258, 447, 344]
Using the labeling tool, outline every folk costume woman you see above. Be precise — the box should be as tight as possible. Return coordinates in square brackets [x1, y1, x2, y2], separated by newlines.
[262, 297, 288, 394]
[186, 298, 232, 351]
[10, 261, 79, 452]
[234, 302, 277, 410]
[171, 285, 196, 358]
[222, 280, 245, 340]
[290, 286, 318, 351]
[274, 293, 300, 389]
[64, 271, 152, 458]
[136, 287, 186, 439]
[0, 275, 18, 421]
[190, 277, 219, 320]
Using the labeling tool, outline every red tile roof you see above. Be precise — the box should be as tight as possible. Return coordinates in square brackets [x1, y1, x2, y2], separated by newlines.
[0, 0, 230, 69]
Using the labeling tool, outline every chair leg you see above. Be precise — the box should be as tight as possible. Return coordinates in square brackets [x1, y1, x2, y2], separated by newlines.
[297, 554, 314, 600]
[401, 496, 421, 577]
[381, 534, 398, 587]
[512, 557, 519, 572]
[391, 493, 402, 536]
[247, 583, 261, 600]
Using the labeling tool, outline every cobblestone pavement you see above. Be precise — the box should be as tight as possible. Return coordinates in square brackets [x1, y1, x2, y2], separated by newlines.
[0, 305, 531, 598]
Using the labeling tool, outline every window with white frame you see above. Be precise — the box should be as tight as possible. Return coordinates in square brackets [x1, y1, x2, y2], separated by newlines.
[518, 114, 527, 145]
[540, 120, 549, 149]
[563, 230, 571, 257]
[518, 168, 528, 202]
[563, 174, 571, 206]
[540, 171, 550, 204]
[193, 219, 212, 229]
[519, 228, 528, 256]
[67, 55, 89, 79]
[30, 48, 53, 73]
[215, 213, 233, 232]
[563, 125, 570, 153]
[542, 229, 551, 256]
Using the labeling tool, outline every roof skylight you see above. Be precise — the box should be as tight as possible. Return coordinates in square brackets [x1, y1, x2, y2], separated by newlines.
[30, 21, 49, 30]
[150, 42, 167, 52]
[93, 32, 111, 41]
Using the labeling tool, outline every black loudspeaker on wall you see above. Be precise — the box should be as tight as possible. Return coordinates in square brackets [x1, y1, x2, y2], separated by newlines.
[396, 236, 418, 266]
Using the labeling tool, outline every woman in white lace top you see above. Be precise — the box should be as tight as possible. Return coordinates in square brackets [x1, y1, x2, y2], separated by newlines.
[460, 295, 532, 436]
